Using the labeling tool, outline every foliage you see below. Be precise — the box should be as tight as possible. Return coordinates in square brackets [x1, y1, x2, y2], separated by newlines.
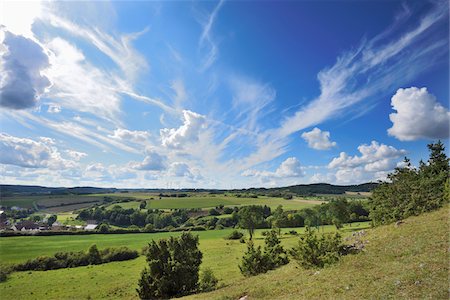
[291, 227, 342, 269]
[239, 230, 288, 276]
[97, 223, 110, 233]
[225, 230, 244, 240]
[136, 232, 202, 299]
[199, 267, 219, 292]
[47, 214, 57, 226]
[139, 201, 147, 210]
[370, 141, 449, 225]
[238, 205, 267, 240]
[12, 245, 138, 273]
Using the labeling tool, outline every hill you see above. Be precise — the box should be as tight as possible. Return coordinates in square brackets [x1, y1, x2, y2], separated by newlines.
[0, 182, 378, 197]
[185, 205, 449, 299]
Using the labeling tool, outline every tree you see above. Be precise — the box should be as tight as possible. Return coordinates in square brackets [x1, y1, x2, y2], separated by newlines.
[238, 205, 265, 240]
[139, 201, 147, 210]
[47, 215, 57, 226]
[239, 241, 269, 276]
[370, 142, 449, 225]
[264, 230, 289, 268]
[136, 232, 202, 299]
[88, 244, 102, 265]
[291, 227, 342, 269]
[327, 199, 350, 229]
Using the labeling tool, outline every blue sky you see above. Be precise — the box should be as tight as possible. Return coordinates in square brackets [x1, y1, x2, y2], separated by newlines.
[0, 0, 448, 188]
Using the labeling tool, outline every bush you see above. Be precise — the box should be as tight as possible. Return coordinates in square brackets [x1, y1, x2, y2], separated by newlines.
[226, 230, 244, 240]
[13, 245, 138, 273]
[199, 268, 218, 292]
[223, 207, 233, 214]
[290, 227, 342, 269]
[209, 208, 221, 216]
[137, 232, 202, 299]
[239, 241, 269, 276]
[239, 230, 288, 276]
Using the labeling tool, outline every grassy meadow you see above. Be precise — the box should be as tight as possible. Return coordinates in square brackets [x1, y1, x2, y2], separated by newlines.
[0, 223, 371, 299]
[100, 193, 323, 210]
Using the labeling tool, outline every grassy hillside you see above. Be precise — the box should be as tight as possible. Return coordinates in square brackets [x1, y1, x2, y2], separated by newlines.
[186, 206, 449, 300]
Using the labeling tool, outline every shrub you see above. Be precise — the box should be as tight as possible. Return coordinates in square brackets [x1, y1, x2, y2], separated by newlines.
[97, 223, 110, 233]
[239, 241, 269, 276]
[137, 232, 202, 299]
[209, 208, 221, 216]
[223, 207, 233, 214]
[199, 268, 218, 292]
[226, 230, 244, 240]
[264, 230, 289, 269]
[290, 227, 342, 269]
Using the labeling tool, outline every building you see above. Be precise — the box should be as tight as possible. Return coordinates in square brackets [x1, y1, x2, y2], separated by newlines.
[12, 220, 40, 232]
[84, 224, 98, 231]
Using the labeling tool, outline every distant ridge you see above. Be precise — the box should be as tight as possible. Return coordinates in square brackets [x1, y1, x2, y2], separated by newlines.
[0, 182, 378, 197]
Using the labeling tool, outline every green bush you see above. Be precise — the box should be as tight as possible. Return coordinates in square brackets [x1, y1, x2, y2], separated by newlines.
[199, 267, 219, 292]
[226, 230, 244, 240]
[291, 227, 342, 269]
[239, 230, 288, 276]
[137, 232, 202, 299]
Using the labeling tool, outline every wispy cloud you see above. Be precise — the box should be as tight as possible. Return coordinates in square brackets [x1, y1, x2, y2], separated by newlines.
[198, 0, 225, 71]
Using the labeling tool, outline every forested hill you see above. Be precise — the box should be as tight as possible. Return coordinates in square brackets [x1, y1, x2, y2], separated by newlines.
[0, 182, 378, 197]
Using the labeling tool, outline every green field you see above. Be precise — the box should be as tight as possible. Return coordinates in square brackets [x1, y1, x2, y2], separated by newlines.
[100, 194, 323, 210]
[0, 223, 370, 299]
[0, 195, 102, 212]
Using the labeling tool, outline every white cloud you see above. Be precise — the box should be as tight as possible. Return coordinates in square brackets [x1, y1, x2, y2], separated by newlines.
[169, 162, 193, 177]
[131, 150, 167, 171]
[274, 2, 447, 139]
[229, 76, 276, 132]
[160, 110, 206, 149]
[327, 141, 406, 184]
[301, 127, 337, 150]
[0, 31, 51, 109]
[44, 37, 123, 121]
[198, 0, 224, 71]
[1, 0, 43, 38]
[109, 128, 150, 144]
[387, 87, 449, 141]
[65, 150, 87, 161]
[242, 157, 305, 180]
[329, 141, 406, 171]
[47, 104, 61, 113]
[0, 133, 76, 170]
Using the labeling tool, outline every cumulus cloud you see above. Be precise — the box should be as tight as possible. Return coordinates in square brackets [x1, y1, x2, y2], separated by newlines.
[387, 87, 450, 141]
[327, 141, 406, 184]
[0, 133, 76, 169]
[131, 150, 167, 171]
[301, 127, 337, 150]
[169, 162, 193, 177]
[0, 31, 51, 109]
[243, 157, 305, 180]
[109, 128, 150, 144]
[65, 150, 87, 161]
[160, 110, 206, 149]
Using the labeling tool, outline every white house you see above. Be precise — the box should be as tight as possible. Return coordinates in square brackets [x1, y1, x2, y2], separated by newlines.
[84, 224, 98, 231]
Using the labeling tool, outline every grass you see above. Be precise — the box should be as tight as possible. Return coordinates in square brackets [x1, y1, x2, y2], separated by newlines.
[0, 195, 102, 212]
[185, 206, 449, 300]
[0, 223, 370, 299]
[101, 193, 322, 210]
[2, 206, 446, 299]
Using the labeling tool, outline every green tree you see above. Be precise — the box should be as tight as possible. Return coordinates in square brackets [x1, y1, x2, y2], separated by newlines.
[139, 201, 147, 210]
[88, 244, 102, 265]
[239, 241, 269, 276]
[291, 227, 342, 269]
[264, 230, 289, 268]
[47, 215, 57, 226]
[327, 199, 350, 229]
[238, 205, 265, 240]
[136, 232, 202, 299]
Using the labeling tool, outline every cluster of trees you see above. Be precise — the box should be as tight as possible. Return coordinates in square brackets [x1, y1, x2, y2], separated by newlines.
[370, 141, 449, 225]
[77, 206, 189, 229]
[13, 245, 138, 272]
[137, 233, 217, 299]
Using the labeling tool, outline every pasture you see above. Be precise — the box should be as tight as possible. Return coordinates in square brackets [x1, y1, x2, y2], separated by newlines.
[0, 195, 102, 212]
[100, 193, 323, 210]
[0, 223, 371, 299]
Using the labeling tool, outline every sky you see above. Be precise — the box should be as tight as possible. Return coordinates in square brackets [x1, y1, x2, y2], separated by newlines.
[0, 0, 449, 189]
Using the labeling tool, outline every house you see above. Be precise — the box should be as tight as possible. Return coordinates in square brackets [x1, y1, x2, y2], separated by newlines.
[51, 221, 66, 231]
[84, 224, 98, 231]
[12, 220, 40, 232]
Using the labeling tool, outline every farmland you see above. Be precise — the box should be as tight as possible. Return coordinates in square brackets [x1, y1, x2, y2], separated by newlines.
[0, 222, 371, 299]
[100, 193, 325, 210]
